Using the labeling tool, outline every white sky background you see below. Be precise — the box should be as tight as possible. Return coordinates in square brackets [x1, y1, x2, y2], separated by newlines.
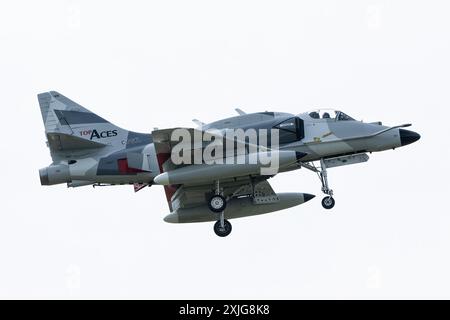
[0, 0, 449, 299]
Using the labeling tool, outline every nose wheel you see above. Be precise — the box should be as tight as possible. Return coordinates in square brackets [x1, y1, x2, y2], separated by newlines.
[321, 196, 335, 209]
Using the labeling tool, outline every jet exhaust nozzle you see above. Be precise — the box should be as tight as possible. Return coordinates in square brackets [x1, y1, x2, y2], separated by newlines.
[39, 164, 71, 186]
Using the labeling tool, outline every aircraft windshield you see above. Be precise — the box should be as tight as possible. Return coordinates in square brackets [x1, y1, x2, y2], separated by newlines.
[307, 109, 355, 121]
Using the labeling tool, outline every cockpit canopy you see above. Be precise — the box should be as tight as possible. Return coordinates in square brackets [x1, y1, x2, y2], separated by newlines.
[304, 109, 355, 121]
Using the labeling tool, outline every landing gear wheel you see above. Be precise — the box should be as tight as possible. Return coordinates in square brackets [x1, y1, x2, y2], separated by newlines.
[214, 219, 232, 237]
[322, 196, 335, 210]
[208, 195, 227, 213]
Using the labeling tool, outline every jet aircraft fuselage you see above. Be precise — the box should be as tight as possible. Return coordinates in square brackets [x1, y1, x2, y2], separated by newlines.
[37, 92, 420, 237]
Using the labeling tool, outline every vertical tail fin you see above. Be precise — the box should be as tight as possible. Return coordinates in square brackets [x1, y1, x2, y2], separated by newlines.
[38, 91, 153, 164]
[37, 91, 126, 160]
[38, 91, 120, 133]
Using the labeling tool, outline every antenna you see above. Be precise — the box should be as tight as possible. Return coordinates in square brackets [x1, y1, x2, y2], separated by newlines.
[235, 108, 246, 115]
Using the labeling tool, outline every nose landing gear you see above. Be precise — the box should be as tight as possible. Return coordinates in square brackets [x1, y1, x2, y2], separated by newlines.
[301, 159, 336, 210]
[318, 159, 335, 210]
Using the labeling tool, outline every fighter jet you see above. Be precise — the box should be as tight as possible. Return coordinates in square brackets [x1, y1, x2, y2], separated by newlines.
[37, 91, 420, 237]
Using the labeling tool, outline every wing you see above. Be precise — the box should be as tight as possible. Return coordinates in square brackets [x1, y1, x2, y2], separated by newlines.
[152, 127, 307, 213]
[152, 127, 275, 211]
[152, 126, 268, 175]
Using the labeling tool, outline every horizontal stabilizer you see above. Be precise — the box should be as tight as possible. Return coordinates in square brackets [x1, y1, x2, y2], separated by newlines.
[47, 132, 107, 152]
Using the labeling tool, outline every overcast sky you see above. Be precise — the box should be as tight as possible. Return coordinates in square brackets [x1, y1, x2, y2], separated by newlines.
[0, 0, 448, 299]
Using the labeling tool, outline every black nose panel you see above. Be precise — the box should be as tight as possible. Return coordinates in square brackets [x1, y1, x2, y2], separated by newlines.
[303, 194, 316, 202]
[399, 129, 421, 146]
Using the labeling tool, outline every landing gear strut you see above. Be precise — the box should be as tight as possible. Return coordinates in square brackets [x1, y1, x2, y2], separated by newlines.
[301, 159, 335, 210]
[209, 180, 232, 237]
[319, 159, 335, 210]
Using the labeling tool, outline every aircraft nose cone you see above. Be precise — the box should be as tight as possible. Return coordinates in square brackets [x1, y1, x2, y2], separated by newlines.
[399, 129, 421, 146]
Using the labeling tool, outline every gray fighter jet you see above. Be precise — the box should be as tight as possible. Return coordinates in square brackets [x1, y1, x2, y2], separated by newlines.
[37, 91, 420, 237]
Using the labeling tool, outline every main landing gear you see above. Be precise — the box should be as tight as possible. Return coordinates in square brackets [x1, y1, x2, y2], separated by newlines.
[301, 159, 335, 210]
[209, 181, 232, 237]
[208, 194, 227, 213]
[213, 218, 232, 238]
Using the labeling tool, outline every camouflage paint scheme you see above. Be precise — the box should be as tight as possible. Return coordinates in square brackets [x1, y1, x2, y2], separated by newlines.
[38, 92, 156, 186]
[37, 91, 420, 233]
